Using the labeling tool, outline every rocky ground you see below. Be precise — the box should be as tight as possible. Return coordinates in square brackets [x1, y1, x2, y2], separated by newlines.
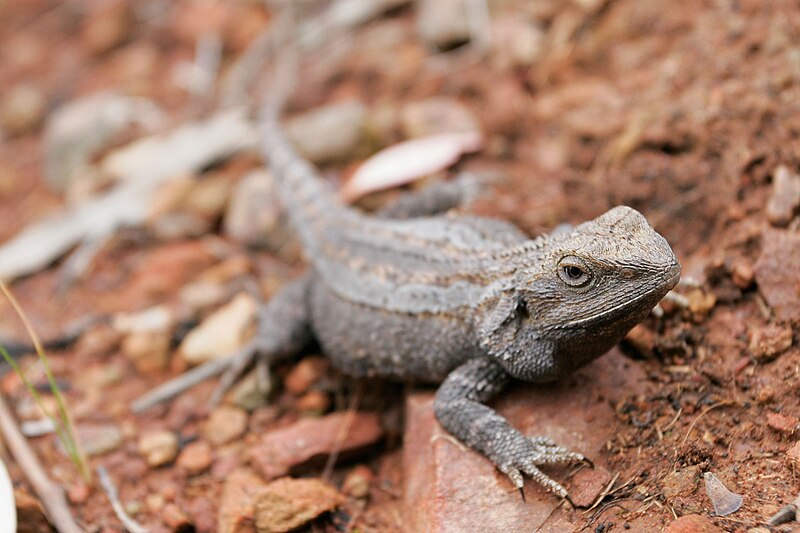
[1, 0, 799, 532]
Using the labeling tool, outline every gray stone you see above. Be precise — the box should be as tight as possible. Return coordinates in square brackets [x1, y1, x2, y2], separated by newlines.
[286, 100, 367, 164]
[138, 430, 180, 467]
[179, 293, 257, 365]
[417, 0, 471, 50]
[766, 165, 800, 227]
[755, 228, 800, 321]
[224, 169, 293, 250]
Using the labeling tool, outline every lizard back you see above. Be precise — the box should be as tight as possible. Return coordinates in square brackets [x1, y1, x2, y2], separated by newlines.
[261, 112, 540, 314]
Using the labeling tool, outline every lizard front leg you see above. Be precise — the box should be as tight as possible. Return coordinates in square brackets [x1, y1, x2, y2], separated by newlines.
[434, 358, 586, 501]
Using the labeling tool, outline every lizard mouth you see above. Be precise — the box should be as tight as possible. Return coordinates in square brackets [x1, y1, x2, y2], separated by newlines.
[665, 275, 680, 292]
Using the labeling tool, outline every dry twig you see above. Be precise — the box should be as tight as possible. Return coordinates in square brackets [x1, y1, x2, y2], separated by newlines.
[682, 401, 734, 446]
[97, 465, 149, 533]
[0, 393, 82, 533]
[321, 382, 364, 482]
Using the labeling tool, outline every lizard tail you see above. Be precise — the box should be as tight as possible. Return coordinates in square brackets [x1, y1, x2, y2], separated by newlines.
[258, 12, 348, 256]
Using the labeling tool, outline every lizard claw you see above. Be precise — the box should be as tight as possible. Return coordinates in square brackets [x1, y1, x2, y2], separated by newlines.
[518, 486, 526, 502]
[496, 435, 587, 502]
[564, 494, 577, 509]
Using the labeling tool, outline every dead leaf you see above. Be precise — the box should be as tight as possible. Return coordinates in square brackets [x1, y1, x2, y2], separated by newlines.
[340, 131, 483, 202]
[703, 472, 742, 516]
[0, 110, 256, 282]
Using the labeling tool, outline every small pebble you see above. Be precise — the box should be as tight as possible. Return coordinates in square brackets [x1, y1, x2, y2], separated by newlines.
[113, 305, 174, 333]
[204, 406, 249, 446]
[230, 369, 272, 411]
[161, 482, 178, 501]
[122, 330, 171, 374]
[417, 0, 470, 50]
[755, 385, 776, 404]
[76, 424, 123, 456]
[623, 324, 655, 357]
[138, 430, 179, 467]
[181, 173, 232, 219]
[342, 465, 374, 499]
[162, 503, 190, 529]
[250, 412, 383, 480]
[687, 288, 716, 319]
[662, 465, 701, 501]
[0, 83, 46, 136]
[766, 165, 800, 227]
[568, 466, 612, 507]
[286, 100, 367, 164]
[296, 390, 331, 415]
[124, 501, 141, 518]
[254, 478, 344, 533]
[146, 493, 165, 513]
[177, 440, 213, 475]
[767, 411, 799, 434]
[729, 257, 755, 289]
[663, 514, 723, 533]
[180, 293, 257, 365]
[224, 170, 292, 250]
[754, 228, 800, 322]
[749, 324, 793, 362]
[67, 482, 91, 504]
[284, 357, 330, 394]
[114, 457, 148, 483]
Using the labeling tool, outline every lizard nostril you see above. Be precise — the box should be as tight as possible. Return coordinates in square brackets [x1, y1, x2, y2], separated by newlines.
[620, 268, 636, 280]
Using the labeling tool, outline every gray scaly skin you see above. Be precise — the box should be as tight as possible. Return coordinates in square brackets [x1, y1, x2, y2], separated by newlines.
[238, 103, 681, 501]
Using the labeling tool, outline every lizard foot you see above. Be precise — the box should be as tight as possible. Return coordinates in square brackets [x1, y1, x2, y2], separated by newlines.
[497, 435, 587, 501]
[209, 338, 269, 407]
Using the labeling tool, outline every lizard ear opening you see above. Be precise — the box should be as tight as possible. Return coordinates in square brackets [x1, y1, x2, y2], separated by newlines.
[478, 290, 523, 338]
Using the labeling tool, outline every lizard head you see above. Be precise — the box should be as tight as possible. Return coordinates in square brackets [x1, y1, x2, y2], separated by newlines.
[477, 206, 680, 382]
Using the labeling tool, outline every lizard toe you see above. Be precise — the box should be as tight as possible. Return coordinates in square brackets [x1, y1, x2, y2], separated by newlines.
[210, 339, 262, 406]
[528, 437, 587, 466]
[500, 465, 525, 489]
[519, 460, 568, 499]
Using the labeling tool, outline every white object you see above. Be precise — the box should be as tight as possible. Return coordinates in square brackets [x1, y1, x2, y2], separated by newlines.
[0, 457, 16, 533]
[341, 131, 483, 202]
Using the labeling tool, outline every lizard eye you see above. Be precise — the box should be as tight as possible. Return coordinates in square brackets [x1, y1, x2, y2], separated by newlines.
[557, 256, 592, 287]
